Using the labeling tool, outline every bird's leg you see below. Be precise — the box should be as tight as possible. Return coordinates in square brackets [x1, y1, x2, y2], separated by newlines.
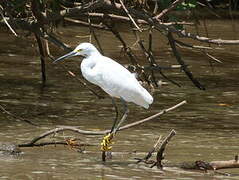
[101, 98, 129, 161]
[101, 97, 118, 157]
[112, 98, 129, 134]
[110, 97, 119, 133]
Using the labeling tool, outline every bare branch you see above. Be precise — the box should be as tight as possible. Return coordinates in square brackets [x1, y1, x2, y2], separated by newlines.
[34, 33, 47, 85]
[151, 129, 176, 168]
[65, 17, 107, 30]
[136, 136, 161, 163]
[154, 0, 185, 20]
[118, 0, 142, 32]
[118, 100, 186, 131]
[18, 101, 186, 147]
[0, 6, 18, 36]
[0, 104, 37, 126]
[167, 32, 205, 90]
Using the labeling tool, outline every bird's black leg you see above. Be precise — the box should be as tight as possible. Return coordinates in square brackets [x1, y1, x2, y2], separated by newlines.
[121, 98, 129, 116]
[101, 98, 129, 161]
[110, 97, 119, 133]
[112, 98, 129, 134]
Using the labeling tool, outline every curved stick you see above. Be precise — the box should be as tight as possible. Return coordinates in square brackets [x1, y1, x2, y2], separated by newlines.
[18, 100, 186, 147]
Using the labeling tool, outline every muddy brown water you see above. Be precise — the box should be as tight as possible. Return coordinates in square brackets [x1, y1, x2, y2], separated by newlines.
[0, 19, 239, 179]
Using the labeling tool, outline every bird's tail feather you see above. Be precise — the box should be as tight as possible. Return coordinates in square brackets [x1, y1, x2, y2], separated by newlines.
[134, 88, 153, 109]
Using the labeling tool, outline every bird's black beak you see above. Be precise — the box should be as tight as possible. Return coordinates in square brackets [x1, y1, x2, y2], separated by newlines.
[53, 51, 77, 63]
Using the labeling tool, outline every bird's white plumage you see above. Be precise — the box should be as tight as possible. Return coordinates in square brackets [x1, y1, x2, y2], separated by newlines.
[56, 42, 153, 109]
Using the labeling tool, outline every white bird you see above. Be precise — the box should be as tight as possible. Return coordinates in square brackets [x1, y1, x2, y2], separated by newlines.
[54, 42, 153, 131]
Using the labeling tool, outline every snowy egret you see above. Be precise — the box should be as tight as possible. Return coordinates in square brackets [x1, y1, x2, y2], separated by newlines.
[54, 42, 153, 131]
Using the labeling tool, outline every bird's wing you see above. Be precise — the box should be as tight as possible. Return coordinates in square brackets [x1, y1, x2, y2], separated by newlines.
[93, 57, 141, 98]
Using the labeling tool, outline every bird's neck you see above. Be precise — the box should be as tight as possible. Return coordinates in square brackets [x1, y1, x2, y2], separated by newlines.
[83, 51, 102, 66]
[84, 50, 101, 58]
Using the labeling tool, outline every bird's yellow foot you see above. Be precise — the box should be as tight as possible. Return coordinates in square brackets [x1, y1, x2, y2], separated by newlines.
[101, 133, 114, 151]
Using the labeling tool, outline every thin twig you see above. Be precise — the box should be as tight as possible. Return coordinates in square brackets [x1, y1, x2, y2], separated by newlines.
[0, 6, 18, 36]
[64, 17, 107, 30]
[175, 39, 223, 63]
[88, 16, 105, 55]
[118, 100, 186, 131]
[154, 0, 185, 20]
[204, 52, 222, 63]
[0, 104, 37, 126]
[134, 30, 180, 87]
[133, 31, 157, 87]
[119, 0, 142, 32]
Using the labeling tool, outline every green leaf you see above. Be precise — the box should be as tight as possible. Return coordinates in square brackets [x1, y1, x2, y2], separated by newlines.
[176, 0, 197, 11]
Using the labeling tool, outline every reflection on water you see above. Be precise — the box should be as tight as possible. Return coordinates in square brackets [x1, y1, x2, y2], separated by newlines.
[0, 20, 239, 179]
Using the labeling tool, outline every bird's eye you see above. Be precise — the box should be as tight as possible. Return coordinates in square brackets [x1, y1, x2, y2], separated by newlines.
[77, 49, 82, 52]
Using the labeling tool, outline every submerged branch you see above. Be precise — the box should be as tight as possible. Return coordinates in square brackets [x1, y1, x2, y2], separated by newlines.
[0, 104, 37, 126]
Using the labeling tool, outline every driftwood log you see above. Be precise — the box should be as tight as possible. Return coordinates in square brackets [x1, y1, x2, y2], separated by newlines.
[136, 130, 239, 175]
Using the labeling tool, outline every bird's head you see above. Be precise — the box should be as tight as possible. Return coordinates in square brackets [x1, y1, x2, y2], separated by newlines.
[54, 42, 99, 63]
[74, 42, 99, 57]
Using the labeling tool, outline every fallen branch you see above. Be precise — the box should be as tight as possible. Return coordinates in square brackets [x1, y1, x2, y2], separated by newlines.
[210, 155, 239, 170]
[19, 140, 92, 148]
[135, 136, 161, 164]
[151, 129, 176, 169]
[135, 129, 176, 169]
[18, 100, 186, 147]
[180, 155, 239, 171]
